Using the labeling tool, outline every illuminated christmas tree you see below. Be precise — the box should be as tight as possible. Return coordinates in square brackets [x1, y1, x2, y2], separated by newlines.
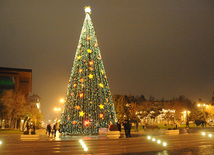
[60, 6, 117, 135]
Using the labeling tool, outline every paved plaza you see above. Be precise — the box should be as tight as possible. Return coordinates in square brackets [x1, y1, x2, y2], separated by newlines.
[1, 129, 214, 154]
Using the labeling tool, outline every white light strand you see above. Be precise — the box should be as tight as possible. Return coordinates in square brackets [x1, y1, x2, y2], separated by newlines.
[79, 139, 88, 152]
[147, 136, 167, 147]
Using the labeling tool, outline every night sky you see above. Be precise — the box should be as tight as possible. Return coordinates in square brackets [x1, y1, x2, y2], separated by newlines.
[0, 0, 214, 120]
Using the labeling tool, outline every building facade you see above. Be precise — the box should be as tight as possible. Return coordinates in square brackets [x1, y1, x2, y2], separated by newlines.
[0, 67, 32, 99]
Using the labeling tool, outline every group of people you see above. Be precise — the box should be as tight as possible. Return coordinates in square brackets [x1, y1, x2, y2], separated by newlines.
[25, 122, 36, 134]
[46, 123, 60, 137]
[117, 119, 132, 138]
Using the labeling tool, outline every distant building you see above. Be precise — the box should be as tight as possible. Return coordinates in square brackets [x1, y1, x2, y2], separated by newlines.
[29, 94, 42, 113]
[0, 67, 32, 99]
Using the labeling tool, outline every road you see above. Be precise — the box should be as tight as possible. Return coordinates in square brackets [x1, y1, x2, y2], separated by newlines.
[0, 130, 214, 154]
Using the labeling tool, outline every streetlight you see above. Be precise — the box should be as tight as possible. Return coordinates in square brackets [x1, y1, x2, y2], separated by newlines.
[197, 103, 208, 108]
[126, 103, 131, 120]
[54, 107, 61, 138]
[54, 107, 61, 113]
[54, 107, 61, 122]
[60, 99, 65, 103]
[197, 103, 208, 127]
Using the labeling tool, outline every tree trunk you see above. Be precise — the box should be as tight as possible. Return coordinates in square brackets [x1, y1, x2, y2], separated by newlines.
[22, 117, 28, 132]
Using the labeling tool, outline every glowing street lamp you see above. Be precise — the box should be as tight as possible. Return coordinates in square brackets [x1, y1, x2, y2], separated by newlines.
[197, 103, 209, 126]
[54, 107, 61, 120]
[60, 99, 65, 103]
[54, 107, 61, 113]
[197, 103, 208, 108]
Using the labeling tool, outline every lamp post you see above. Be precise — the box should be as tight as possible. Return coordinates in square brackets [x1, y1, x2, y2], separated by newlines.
[54, 107, 61, 138]
[126, 103, 131, 120]
[54, 107, 61, 122]
[197, 103, 208, 127]
[184, 111, 190, 128]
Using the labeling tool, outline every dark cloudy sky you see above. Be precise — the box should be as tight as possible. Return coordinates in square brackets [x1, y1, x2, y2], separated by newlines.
[0, 0, 214, 120]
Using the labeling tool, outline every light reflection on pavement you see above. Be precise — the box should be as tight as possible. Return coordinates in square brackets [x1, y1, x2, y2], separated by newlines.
[0, 131, 214, 154]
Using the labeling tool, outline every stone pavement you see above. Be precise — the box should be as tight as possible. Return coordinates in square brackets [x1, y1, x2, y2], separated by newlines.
[1, 129, 214, 154]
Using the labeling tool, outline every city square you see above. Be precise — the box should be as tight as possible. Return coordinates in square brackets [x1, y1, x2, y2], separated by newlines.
[0, 0, 214, 154]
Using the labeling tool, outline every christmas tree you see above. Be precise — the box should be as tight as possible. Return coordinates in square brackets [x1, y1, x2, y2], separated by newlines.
[60, 6, 117, 135]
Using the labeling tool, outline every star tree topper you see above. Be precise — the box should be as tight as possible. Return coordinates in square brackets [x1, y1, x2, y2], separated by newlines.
[84, 6, 91, 14]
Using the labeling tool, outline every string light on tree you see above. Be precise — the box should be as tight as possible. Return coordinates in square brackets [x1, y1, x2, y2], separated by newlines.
[89, 74, 94, 79]
[99, 83, 104, 88]
[76, 105, 80, 110]
[99, 113, 104, 119]
[84, 120, 90, 126]
[73, 121, 77, 125]
[99, 104, 104, 109]
[87, 49, 92, 53]
[78, 55, 82, 60]
[89, 61, 94, 66]
[79, 93, 84, 98]
[79, 111, 85, 117]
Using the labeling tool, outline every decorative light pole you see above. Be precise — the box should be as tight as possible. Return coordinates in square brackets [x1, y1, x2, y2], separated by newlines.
[184, 111, 190, 128]
[54, 107, 61, 122]
[126, 103, 131, 120]
[197, 103, 208, 127]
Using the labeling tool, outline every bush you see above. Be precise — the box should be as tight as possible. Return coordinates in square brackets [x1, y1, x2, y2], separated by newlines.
[195, 120, 202, 126]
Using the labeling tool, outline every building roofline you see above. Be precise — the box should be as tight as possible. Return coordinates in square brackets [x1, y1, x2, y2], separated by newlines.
[0, 67, 32, 72]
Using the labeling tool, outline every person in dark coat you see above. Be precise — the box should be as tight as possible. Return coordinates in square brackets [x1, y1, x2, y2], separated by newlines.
[117, 120, 122, 138]
[123, 120, 129, 138]
[127, 120, 131, 137]
[33, 124, 36, 132]
[26, 123, 29, 133]
[47, 124, 52, 136]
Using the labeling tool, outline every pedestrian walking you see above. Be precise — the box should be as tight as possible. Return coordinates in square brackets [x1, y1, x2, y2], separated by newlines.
[52, 124, 56, 137]
[123, 120, 129, 138]
[186, 121, 190, 128]
[26, 122, 29, 133]
[117, 120, 122, 138]
[127, 120, 131, 137]
[135, 121, 138, 132]
[47, 124, 52, 136]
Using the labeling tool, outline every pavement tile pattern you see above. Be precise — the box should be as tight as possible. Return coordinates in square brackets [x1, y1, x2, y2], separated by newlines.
[0, 129, 214, 154]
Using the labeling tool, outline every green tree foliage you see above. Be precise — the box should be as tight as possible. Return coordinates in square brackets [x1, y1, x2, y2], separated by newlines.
[113, 94, 214, 126]
[163, 95, 194, 122]
[0, 90, 27, 128]
[205, 105, 214, 121]
[0, 90, 42, 129]
[113, 95, 127, 121]
[113, 94, 199, 124]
